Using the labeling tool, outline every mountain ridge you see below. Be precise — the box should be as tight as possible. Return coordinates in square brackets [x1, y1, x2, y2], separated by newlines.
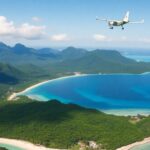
[1, 42, 150, 78]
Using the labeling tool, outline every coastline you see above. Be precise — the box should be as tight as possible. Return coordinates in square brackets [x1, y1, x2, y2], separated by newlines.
[8, 72, 150, 101]
[0, 137, 149, 150]
[0, 138, 63, 150]
[102, 109, 150, 116]
[117, 137, 150, 150]
[8, 73, 150, 116]
[8, 92, 17, 101]
[8, 73, 87, 101]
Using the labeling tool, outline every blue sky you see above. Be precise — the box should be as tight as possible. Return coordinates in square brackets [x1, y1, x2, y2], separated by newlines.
[0, 0, 149, 49]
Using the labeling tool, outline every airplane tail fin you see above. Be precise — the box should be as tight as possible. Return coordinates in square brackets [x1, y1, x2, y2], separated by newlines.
[123, 11, 130, 22]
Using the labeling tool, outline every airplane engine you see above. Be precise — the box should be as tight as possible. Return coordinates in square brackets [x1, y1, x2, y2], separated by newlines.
[108, 21, 114, 25]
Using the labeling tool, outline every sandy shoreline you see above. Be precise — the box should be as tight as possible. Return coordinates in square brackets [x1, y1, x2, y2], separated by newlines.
[8, 73, 87, 101]
[117, 137, 150, 150]
[0, 137, 149, 150]
[8, 93, 17, 101]
[0, 138, 63, 150]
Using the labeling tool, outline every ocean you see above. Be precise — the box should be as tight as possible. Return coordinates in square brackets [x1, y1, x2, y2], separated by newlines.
[130, 143, 150, 150]
[21, 74, 150, 116]
[0, 143, 24, 150]
[124, 54, 150, 62]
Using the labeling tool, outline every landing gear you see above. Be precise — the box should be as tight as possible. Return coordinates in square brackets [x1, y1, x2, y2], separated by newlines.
[121, 26, 124, 30]
[109, 27, 113, 29]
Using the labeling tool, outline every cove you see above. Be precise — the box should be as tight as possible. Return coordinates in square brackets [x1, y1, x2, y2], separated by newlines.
[20, 74, 150, 116]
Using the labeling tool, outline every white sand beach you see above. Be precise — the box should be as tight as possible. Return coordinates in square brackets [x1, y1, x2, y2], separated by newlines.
[117, 137, 150, 150]
[0, 138, 63, 150]
[8, 93, 17, 101]
[8, 73, 87, 101]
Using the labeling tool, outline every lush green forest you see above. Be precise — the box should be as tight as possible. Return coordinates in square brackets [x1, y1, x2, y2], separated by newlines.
[0, 97, 149, 150]
[0, 147, 8, 150]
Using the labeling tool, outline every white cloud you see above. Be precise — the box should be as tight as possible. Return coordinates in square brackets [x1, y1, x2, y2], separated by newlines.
[93, 34, 150, 44]
[17, 23, 46, 40]
[32, 17, 41, 22]
[0, 16, 16, 35]
[51, 34, 68, 41]
[93, 34, 110, 41]
[0, 16, 46, 40]
[120, 36, 127, 41]
[138, 38, 150, 43]
[93, 34, 130, 42]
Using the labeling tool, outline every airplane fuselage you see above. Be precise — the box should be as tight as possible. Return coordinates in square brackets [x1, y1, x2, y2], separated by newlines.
[108, 20, 129, 29]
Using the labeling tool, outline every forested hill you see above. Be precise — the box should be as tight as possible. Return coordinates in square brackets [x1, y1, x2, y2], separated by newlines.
[0, 42, 150, 74]
[0, 63, 21, 84]
[0, 98, 149, 150]
[51, 49, 150, 74]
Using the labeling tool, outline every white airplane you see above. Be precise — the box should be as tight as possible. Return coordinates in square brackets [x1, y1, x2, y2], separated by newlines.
[96, 11, 144, 30]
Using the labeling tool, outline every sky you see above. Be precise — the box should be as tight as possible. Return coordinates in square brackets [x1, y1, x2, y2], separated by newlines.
[0, 0, 149, 49]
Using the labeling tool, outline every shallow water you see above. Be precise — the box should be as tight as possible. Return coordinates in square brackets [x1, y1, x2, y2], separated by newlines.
[21, 74, 150, 116]
[125, 55, 150, 62]
[130, 143, 150, 150]
[0, 143, 24, 150]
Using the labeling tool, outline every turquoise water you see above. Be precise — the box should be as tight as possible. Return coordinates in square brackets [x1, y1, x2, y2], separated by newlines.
[0, 143, 24, 150]
[130, 143, 150, 150]
[21, 74, 150, 115]
[125, 55, 150, 62]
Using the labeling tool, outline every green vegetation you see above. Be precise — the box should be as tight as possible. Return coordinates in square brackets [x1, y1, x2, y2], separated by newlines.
[0, 62, 57, 98]
[0, 97, 149, 150]
[1, 42, 150, 75]
[52, 50, 150, 74]
[0, 147, 8, 150]
[0, 63, 21, 99]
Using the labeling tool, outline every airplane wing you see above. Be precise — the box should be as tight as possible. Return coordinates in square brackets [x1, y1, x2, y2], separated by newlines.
[129, 19, 144, 24]
[96, 16, 107, 22]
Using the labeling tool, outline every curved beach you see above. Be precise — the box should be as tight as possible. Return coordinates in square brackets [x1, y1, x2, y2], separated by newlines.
[0, 138, 63, 150]
[8, 74, 86, 101]
[8, 73, 150, 101]
[117, 137, 150, 150]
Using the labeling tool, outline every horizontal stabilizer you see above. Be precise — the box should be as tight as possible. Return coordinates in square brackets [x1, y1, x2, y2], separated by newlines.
[130, 19, 144, 24]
